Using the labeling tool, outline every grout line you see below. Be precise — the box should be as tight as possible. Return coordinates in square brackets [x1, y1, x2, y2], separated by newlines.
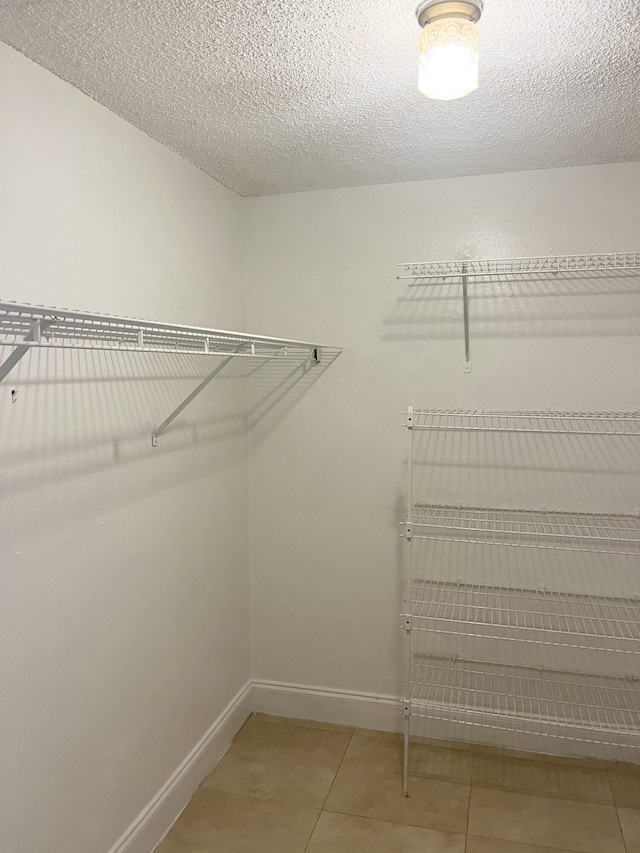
[609, 771, 630, 853]
[469, 780, 620, 808]
[321, 804, 468, 837]
[320, 806, 468, 843]
[468, 831, 603, 851]
[320, 807, 462, 832]
[320, 731, 353, 810]
[302, 730, 354, 853]
[252, 713, 355, 735]
[301, 808, 323, 853]
[465, 750, 477, 853]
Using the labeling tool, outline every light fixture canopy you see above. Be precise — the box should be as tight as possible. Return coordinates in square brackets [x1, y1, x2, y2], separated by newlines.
[416, 0, 483, 28]
[416, 0, 483, 101]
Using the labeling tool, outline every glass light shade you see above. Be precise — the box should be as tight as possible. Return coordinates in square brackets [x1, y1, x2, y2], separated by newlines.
[418, 17, 479, 100]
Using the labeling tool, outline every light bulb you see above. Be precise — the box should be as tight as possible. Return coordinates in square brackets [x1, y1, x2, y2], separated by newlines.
[416, 1, 482, 101]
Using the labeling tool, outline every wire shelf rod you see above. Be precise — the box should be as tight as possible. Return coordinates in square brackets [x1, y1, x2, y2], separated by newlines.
[0, 340, 289, 358]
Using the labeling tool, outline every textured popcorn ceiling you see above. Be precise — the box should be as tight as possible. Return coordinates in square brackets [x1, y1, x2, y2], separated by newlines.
[1, 0, 638, 196]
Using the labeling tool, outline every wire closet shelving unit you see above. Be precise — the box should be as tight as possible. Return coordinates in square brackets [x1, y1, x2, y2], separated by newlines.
[0, 301, 339, 445]
[401, 405, 640, 795]
[397, 251, 640, 796]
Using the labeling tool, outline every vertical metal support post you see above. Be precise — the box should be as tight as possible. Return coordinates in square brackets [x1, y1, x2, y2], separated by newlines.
[0, 319, 51, 384]
[461, 262, 471, 373]
[403, 709, 410, 797]
[403, 406, 415, 797]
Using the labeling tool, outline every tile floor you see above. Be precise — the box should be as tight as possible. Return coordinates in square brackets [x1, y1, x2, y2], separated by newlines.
[156, 713, 640, 853]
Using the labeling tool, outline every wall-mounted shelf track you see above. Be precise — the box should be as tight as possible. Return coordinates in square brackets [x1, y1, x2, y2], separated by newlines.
[408, 581, 640, 654]
[401, 405, 640, 795]
[409, 655, 640, 750]
[396, 252, 640, 371]
[0, 300, 339, 445]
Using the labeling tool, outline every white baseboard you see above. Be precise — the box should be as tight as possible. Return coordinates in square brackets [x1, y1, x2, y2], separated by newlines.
[106, 680, 404, 853]
[108, 680, 252, 853]
[252, 679, 402, 733]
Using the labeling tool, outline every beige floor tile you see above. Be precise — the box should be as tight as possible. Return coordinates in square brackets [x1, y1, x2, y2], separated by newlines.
[324, 734, 470, 833]
[304, 811, 465, 853]
[472, 753, 612, 803]
[165, 789, 318, 853]
[353, 728, 472, 753]
[413, 734, 475, 752]
[466, 837, 578, 853]
[468, 786, 625, 853]
[609, 771, 640, 807]
[411, 742, 473, 783]
[326, 774, 470, 832]
[202, 718, 350, 808]
[155, 835, 198, 853]
[472, 743, 606, 771]
[618, 807, 640, 853]
[252, 712, 354, 734]
[336, 731, 472, 783]
[606, 759, 640, 775]
[325, 774, 470, 834]
[352, 728, 403, 742]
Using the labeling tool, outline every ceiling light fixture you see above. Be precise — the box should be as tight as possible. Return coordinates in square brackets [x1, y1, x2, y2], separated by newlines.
[416, 0, 483, 101]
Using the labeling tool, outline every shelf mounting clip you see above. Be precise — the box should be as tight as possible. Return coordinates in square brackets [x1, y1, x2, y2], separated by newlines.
[0, 319, 52, 385]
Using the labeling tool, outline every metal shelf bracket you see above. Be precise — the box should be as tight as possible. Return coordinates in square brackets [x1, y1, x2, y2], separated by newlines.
[150, 343, 323, 446]
[151, 345, 245, 446]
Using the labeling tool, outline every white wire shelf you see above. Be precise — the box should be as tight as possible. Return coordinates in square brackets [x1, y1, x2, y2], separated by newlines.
[0, 300, 341, 446]
[398, 252, 640, 281]
[408, 505, 640, 556]
[396, 252, 640, 371]
[406, 408, 640, 436]
[408, 654, 640, 748]
[0, 300, 326, 359]
[408, 580, 640, 653]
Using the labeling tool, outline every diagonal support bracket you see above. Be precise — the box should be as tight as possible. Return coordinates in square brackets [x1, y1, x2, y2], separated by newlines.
[151, 345, 245, 447]
[0, 319, 52, 384]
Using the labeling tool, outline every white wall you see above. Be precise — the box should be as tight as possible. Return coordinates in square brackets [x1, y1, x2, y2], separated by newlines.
[0, 44, 249, 853]
[245, 164, 640, 716]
